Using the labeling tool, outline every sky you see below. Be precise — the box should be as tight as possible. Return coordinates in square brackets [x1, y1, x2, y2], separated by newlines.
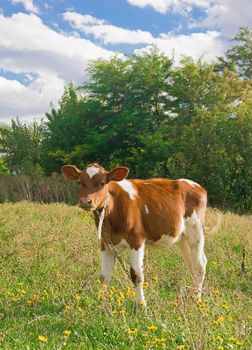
[0, 0, 252, 124]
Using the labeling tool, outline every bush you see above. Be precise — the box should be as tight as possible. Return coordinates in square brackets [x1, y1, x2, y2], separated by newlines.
[0, 174, 79, 205]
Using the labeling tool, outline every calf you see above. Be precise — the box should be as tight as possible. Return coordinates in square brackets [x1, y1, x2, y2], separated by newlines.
[62, 163, 208, 306]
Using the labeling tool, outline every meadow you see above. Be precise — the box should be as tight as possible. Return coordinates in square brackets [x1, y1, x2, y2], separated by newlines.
[0, 202, 251, 349]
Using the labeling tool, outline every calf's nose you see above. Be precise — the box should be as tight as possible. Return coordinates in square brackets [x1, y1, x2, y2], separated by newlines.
[79, 199, 92, 209]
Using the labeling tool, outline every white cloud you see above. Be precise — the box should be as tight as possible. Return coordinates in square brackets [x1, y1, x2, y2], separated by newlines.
[126, 0, 209, 14]
[63, 11, 155, 45]
[198, 0, 252, 37]
[135, 30, 225, 63]
[0, 12, 114, 123]
[11, 0, 40, 14]
[0, 73, 64, 123]
[64, 11, 224, 62]
[127, 0, 252, 38]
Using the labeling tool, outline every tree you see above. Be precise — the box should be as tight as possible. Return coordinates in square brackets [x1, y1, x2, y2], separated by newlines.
[166, 58, 252, 212]
[43, 50, 175, 175]
[216, 27, 252, 80]
[0, 119, 44, 176]
[41, 43, 252, 212]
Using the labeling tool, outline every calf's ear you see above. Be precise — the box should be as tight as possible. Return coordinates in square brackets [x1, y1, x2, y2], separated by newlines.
[108, 167, 129, 182]
[61, 165, 81, 181]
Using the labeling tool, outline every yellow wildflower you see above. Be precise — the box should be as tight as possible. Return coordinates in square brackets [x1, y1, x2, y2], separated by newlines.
[18, 289, 26, 295]
[248, 315, 251, 320]
[153, 276, 158, 282]
[128, 328, 138, 335]
[149, 341, 157, 346]
[177, 345, 185, 349]
[227, 316, 233, 322]
[27, 300, 32, 305]
[98, 293, 105, 301]
[216, 335, 223, 342]
[142, 282, 149, 289]
[38, 335, 48, 343]
[118, 291, 125, 299]
[140, 300, 145, 308]
[214, 316, 224, 324]
[64, 330, 72, 336]
[119, 309, 127, 314]
[222, 303, 230, 311]
[75, 295, 81, 301]
[218, 347, 224, 350]
[141, 333, 149, 337]
[196, 300, 205, 309]
[64, 305, 72, 312]
[228, 337, 237, 343]
[126, 287, 131, 298]
[147, 325, 158, 331]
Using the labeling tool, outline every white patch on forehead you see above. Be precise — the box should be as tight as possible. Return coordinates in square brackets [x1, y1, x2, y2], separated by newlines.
[144, 204, 149, 215]
[117, 179, 137, 200]
[179, 178, 200, 187]
[86, 166, 100, 178]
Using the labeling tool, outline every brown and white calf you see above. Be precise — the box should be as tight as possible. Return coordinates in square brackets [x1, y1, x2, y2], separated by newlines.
[62, 163, 208, 306]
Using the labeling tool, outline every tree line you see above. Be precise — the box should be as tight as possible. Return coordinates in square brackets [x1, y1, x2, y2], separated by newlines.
[0, 28, 252, 213]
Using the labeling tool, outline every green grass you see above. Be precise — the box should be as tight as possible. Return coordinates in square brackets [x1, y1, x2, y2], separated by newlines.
[0, 202, 251, 349]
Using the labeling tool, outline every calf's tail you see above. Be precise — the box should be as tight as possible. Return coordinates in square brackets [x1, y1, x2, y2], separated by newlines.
[205, 209, 223, 234]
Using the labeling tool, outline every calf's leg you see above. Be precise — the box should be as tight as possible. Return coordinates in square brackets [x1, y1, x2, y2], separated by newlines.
[100, 244, 115, 286]
[175, 234, 193, 275]
[185, 211, 207, 299]
[130, 241, 146, 307]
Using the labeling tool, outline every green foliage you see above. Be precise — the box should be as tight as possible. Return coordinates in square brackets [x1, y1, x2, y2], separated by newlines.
[0, 158, 10, 175]
[0, 119, 44, 176]
[38, 44, 252, 213]
[216, 27, 252, 79]
[166, 59, 252, 212]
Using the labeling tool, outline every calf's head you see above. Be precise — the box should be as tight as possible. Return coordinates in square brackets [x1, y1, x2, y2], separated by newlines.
[61, 163, 129, 211]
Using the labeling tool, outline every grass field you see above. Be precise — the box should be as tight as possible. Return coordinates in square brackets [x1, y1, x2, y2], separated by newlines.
[0, 202, 251, 349]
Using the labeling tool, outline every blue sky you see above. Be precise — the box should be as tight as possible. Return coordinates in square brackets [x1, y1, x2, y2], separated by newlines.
[0, 0, 252, 123]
